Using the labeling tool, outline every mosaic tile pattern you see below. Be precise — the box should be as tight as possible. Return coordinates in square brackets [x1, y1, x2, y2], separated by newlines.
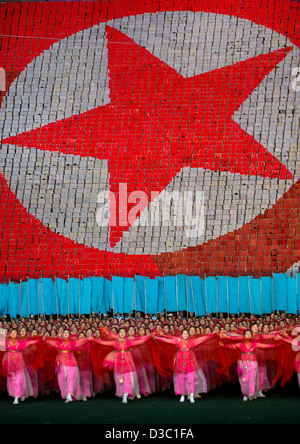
[0, 1, 299, 280]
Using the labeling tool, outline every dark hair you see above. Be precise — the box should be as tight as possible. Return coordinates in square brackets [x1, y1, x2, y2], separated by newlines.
[243, 329, 252, 337]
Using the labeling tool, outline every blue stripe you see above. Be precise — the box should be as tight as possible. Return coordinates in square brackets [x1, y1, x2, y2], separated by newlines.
[1, 274, 299, 316]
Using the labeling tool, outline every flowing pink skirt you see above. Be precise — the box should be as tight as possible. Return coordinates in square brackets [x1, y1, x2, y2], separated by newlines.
[174, 368, 208, 396]
[144, 364, 157, 394]
[7, 368, 33, 399]
[136, 366, 151, 395]
[237, 360, 258, 397]
[79, 369, 93, 399]
[258, 362, 271, 392]
[114, 371, 140, 398]
[56, 364, 81, 400]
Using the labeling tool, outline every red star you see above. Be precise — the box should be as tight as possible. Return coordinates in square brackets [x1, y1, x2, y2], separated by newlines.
[3, 26, 293, 247]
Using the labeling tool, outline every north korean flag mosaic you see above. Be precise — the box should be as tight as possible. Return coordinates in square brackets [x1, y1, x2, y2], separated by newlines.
[0, 0, 299, 282]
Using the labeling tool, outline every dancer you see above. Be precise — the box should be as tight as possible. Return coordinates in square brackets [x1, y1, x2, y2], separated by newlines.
[75, 331, 94, 401]
[44, 329, 89, 403]
[272, 329, 300, 390]
[251, 321, 287, 398]
[90, 328, 164, 404]
[1, 329, 43, 404]
[152, 327, 173, 393]
[138, 326, 157, 394]
[154, 329, 217, 403]
[220, 329, 278, 401]
[128, 326, 152, 397]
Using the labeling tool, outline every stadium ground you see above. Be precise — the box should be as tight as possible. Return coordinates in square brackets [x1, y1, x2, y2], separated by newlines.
[0, 378, 299, 425]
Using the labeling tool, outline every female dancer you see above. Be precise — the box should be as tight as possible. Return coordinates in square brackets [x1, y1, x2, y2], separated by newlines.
[154, 329, 217, 403]
[220, 329, 278, 401]
[19, 327, 39, 399]
[251, 322, 289, 398]
[75, 331, 94, 401]
[45, 329, 89, 403]
[128, 326, 152, 397]
[272, 329, 300, 389]
[137, 326, 157, 395]
[1, 329, 43, 404]
[90, 328, 161, 404]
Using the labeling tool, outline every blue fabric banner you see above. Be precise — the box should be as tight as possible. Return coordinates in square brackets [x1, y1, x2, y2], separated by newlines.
[238, 276, 251, 314]
[0, 283, 9, 317]
[217, 276, 228, 314]
[0, 273, 298, 317]
[164, 276, 177, 312]
[104, 278, 113, 313]
[261, 277, 273, 314]
[56, 278, 68, 316]
[69, 278, 80, 315]
[156, 277, 166, 314]
[188, 276, 206, 316]
[20, 281, 29, 318]
[273, 273, 288, 311]
[145, 278, 159, 314]
[249, 277, 262, 315]
[123, 277, 135, 314]
[135, 275, 146, 313]
[297, 275, 300, 310]
[206, 277, 217, 314]
[8, 282, 20, 319]
[91, 277, 105, 313]
[28, 279, 39, 315]
[41, 278, 56, 315]
[176, 275, 188, 313]
[228, 277, 239, 314]
[80, 278, 92, 315]
[112, 276, 124, 314]
[287, 277, 297, 315]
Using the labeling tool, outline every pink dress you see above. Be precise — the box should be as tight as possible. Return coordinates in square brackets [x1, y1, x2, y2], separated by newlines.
[2, 338, 40, 399]
[45, 338, 89, 401]
[95, 335, 152, 398]
[277, 335, 300, 389]
[224, 340, 275, 398]
[253, 333, 278, 393]
[74, 340, 94, 399]
[155, 335, 214, 396]
[152, 331, 174, 393]
[130, 343, 151, 396]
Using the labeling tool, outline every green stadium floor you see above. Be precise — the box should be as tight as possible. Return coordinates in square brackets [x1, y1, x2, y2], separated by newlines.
[0, 378, 299, 425]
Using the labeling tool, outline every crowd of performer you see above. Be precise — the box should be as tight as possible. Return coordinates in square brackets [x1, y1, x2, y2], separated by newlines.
[0, 310, 299, 405]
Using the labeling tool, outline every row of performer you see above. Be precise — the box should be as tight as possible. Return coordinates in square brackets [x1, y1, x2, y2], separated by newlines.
[1, 322, 299, 405]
